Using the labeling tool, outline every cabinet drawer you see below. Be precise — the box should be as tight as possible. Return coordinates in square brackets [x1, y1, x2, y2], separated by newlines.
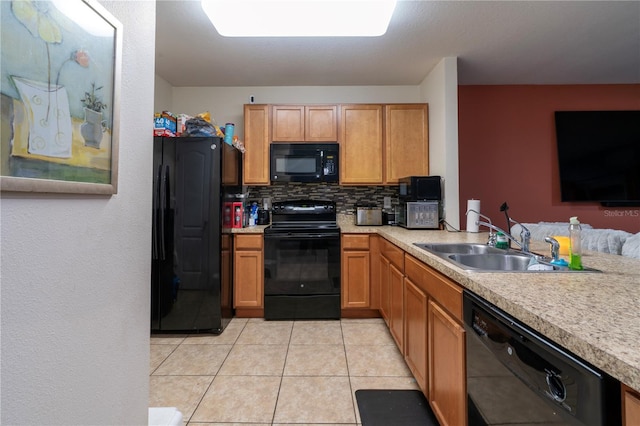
[342, 234, 370, 250]
[235, 234, 263, 250]
[405, 254, 427, 287]
[380, 238, 404, 271]
[405, 254, 463, 322]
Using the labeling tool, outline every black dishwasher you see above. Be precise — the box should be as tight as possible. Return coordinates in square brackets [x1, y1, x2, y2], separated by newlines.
[464, 290, 621, 426]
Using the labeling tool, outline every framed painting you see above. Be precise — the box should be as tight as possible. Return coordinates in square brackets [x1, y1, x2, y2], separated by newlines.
[0, 0, 122, 194]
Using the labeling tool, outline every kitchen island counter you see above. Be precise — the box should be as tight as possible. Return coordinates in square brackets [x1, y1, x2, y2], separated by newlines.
[340, 217, 640, 393]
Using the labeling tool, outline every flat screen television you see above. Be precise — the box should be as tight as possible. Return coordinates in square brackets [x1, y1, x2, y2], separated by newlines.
[554, 110, 640, 207]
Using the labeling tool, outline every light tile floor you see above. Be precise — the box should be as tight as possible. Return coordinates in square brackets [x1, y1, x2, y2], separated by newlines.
[150, 317, 419, 425]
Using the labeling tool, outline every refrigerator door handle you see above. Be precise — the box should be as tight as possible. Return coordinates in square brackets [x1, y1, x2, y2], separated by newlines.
[152, 164, 162, 260]
[159, 164, 170, 260]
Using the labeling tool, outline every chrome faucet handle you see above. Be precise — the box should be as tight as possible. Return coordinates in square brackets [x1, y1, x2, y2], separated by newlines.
[467, 210, 497, 246]
[544, 236, 560, 261]
[509, 218, 531, 252]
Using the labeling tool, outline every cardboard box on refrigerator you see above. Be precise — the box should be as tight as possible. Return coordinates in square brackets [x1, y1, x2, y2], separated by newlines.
[154, 111, 177, 137]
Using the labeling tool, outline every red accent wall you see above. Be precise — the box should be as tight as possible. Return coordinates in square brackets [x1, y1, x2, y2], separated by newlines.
[458, 85, 640, 234]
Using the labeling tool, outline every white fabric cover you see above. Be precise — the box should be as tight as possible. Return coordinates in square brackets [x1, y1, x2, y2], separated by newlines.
[621, 232, 640, 259]
[511, 222, 632, 255]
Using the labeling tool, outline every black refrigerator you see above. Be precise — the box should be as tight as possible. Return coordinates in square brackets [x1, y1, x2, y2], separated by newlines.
[151, 136, 238, 333]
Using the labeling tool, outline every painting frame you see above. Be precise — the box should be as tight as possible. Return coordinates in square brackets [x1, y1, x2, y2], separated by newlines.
[0, 0, 122, 195]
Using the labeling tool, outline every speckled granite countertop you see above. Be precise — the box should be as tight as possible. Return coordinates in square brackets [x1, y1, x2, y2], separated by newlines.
[339, 215, 640, 392]
[224, 225, 269, 234]
[229, 216, 640, 392]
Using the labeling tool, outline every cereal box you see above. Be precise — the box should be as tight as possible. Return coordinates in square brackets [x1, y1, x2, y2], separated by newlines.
[154, 111, 177, 137]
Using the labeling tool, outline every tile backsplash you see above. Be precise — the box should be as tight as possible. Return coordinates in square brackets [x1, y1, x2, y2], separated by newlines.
[246, 183, 399, 214]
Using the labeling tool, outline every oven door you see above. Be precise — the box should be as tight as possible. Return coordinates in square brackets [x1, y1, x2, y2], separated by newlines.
[264, 230, 341, 319]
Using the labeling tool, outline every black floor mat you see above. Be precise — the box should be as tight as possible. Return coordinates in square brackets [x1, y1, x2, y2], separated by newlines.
[355, 389, 440, 426]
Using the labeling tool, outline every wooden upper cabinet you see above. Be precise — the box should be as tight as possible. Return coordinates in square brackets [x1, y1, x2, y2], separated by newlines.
[243, 104, 270, 186]
[385, 104, 429, 183]
[222, 143, 240, 185]
[272, 105, 337, 142]
[340, 104, 384, 185]
[272, 105, 305, 141]
[306, 105, 338, 141]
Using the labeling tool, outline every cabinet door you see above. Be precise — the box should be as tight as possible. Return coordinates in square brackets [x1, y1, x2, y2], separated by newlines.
[342, 251, 371, 308]
[385, 104, 429, 183]
[623, 384, 640, 426]
[243, 104, 270, 185]
[379, 254, 391, 326]
[341, 234, 371, 309]
[272, 105, 305, 141]
[428, 300, 466, 426]
[340, 104, 383, 185]
[389, 262, 404, 352]
[222, 143, 240, 185]
[404, 277, 428, 393]
[306, 105, 338, 141]
[233, 235, 264, 308]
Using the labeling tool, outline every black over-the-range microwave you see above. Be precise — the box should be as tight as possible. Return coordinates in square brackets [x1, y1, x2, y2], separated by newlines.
[270, 143, 339, 183]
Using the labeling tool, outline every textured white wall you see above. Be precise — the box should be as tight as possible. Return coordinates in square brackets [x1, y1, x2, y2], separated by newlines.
[154, 74, 173, 113]
[0, 1, 155, 424]
[420, 57, 460, 229]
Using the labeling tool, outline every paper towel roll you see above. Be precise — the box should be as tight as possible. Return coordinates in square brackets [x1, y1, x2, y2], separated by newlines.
[466, 199, 481, 232]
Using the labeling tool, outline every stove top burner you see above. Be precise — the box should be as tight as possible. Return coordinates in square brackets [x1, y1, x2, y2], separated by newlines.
[268, 221, 339, 229]
[267, 199, 338, 233]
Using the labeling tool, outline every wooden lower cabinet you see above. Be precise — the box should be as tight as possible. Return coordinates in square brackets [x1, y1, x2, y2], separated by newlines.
[379, 255, 391, 326]
[623, 383, 640, 425]
[389, 263, 404, 351]
[428, 300, 466, 426]
[405, 251, 466, 416]
[404, 276, 428, 393]
[380, 238, 405, 342]
[341, 234, 371, 309]
[233, 234, 264, 316]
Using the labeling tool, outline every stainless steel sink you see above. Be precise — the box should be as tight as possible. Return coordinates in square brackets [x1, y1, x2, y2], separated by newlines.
[413, 242, 601, 273]
[414, 243, 504, 255]
[447, 253, 533, 271]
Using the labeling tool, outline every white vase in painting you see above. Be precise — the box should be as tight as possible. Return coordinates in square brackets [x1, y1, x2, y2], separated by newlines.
[80, 107, 106, 149]
[11, 76, 73, 159]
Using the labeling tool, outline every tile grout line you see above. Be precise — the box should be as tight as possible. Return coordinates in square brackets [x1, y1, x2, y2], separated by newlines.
[270, 320, 294, 425]
[184, 319, 248, 424]
[342, 319, 362, 425]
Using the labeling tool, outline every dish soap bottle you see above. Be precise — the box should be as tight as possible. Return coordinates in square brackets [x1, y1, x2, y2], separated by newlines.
[495, 232, 509, 249]
[568, 216, 583, 270]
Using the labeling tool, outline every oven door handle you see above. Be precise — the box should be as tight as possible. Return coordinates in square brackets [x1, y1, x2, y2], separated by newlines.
[265, 232, 339, 239]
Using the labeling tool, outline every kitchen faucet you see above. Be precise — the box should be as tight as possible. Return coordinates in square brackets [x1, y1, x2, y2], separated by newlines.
[466, 209, 497, 247]
[475, 219, 532, 254]
[508, 218, 531, 253]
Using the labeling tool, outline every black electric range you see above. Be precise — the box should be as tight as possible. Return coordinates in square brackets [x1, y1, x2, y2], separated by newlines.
[263, 200, 341, 320]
